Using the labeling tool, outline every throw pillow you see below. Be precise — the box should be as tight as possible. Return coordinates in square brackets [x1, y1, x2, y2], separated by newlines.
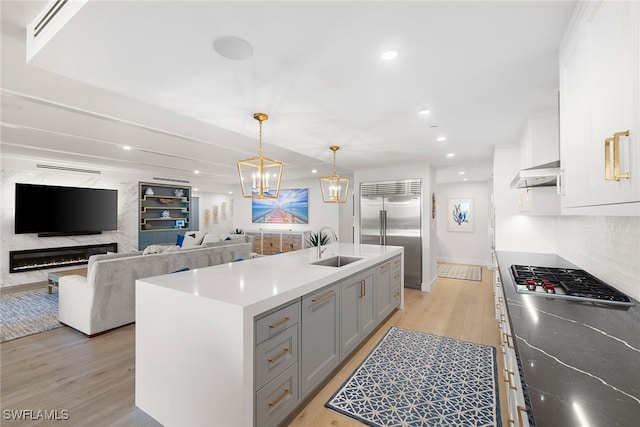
[185, 231, 207, 245]
[181, 234, 201, 248]
[143, 245, 162, 255]
[176, 234, 185, 247]
[202, 234, 221, 244]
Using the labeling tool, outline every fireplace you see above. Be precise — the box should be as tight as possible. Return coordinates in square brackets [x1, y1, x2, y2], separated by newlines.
[9, 243, 118, 273]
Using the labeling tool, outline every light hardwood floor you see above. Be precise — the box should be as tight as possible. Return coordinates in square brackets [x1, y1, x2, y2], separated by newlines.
[1, 267, 506, 426]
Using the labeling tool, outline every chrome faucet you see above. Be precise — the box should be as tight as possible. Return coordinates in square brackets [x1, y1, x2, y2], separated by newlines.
[317, 226, 338, 259]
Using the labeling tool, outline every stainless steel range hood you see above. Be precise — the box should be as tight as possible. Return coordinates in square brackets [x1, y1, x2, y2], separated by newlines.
[510, 160, 560, 189]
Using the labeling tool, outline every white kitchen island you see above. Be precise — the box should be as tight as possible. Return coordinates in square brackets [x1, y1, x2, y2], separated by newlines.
[135, 243, 404, 427]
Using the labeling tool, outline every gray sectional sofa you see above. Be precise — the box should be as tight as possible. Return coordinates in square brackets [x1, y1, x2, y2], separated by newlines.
[58, 242, 251, 336]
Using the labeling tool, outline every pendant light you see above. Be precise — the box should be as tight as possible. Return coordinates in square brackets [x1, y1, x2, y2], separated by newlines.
[320, 146, 350, 203]
[237, 113, 283, 199]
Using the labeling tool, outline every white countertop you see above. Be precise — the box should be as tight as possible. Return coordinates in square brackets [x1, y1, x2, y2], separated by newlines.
[136, 243, 403, 316]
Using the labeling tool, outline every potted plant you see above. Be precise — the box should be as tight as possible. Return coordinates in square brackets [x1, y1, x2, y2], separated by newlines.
[307, 231, 330, 247]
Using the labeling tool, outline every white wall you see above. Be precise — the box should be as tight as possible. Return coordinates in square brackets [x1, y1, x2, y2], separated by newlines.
[232, 177, 343, 239]
[493, 145, 557, 252]
[436, 181, 491, 266]
[193, 192, 234, 238]
[354, 164, 437, 292]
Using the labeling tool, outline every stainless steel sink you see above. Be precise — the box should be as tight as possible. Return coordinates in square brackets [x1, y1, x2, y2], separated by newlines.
[311, 256, 363, 267]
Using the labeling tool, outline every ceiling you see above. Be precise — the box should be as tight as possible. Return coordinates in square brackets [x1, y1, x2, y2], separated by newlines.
[0, 1, 576, 191]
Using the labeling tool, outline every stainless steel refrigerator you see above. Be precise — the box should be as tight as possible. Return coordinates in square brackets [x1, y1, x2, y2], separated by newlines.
[360, 180, 422, 289]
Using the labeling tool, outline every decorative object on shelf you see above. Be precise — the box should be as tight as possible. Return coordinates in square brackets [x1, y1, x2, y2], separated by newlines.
[320, 145, 350, 203]
[161, 210, 171, 218]
[237, 112, 283, 199]
[144, 187, 154, 196]
[252, 188, 309, 224]
[447, 197, 474, 232]
[174, 188, 184, 197]
[175, 219, 185, 228]
[144, 223, 152, 230]
[158, 198, 173, 204]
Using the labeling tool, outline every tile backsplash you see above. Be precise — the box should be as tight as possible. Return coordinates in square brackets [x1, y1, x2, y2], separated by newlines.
[556, 216, 640, 301]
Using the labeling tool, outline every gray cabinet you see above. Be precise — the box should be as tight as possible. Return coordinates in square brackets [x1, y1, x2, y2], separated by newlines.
[340, 270, 375, 358]
[391, 256, 402, 306]
[254, 301, 300, 427]
[300, 283, 340, 397]
[375, 260, 393, 320]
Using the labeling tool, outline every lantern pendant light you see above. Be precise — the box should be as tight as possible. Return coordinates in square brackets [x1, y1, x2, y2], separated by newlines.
[320, 146, 350, 203]
[237, 113, 283, 199]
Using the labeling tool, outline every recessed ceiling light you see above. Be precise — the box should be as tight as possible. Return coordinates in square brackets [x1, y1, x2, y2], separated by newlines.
[459, 171, 465, 175]
[312, 169, 317, 174]
[122, 145, 131, 150]
[213, 36, 253, 60]
[194, 170, 200, 174]
[381, 50, 398, 60]
[418, 109, 431, 116]
[463, 178, 468, 181]
[193, 188, 198, 191]
[446, 153, 455, 158]
[437, 136, 447, 142]
[228, 191, 233, 194]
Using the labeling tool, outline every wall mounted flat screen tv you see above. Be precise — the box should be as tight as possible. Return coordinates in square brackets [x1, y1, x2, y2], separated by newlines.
[15, 183, 118, 236]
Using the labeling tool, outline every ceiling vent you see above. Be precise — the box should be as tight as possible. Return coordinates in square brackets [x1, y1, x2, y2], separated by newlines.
[27, 0, 88, 62]
[153, 177, 191, 184]
[36, 163, 101, 174]
[361, 179, 421, 196]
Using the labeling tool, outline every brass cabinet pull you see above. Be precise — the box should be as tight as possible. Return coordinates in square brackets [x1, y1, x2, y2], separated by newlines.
[605, 131, 631, 181]
[268, 387, 290, 407]
[614, 130, 631, 179]
[269, 316, 290, 329]
[517, 405, 528, 427]
[268, 347, 289, 363]
[502, 332, 514, 348]
[311, 289, 335, 303]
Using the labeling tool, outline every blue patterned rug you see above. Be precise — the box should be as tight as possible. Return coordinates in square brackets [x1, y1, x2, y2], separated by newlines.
[326, 327, 500, 426]
[0, 289, 61, 342]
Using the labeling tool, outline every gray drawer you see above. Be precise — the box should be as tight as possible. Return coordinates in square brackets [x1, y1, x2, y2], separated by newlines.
[255, 301, 299, 345]
[255, 363, 299, 427]
[255, 324, 298, 390]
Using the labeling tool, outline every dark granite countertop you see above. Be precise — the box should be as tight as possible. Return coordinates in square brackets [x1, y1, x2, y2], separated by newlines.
[496, 252, 640, 427]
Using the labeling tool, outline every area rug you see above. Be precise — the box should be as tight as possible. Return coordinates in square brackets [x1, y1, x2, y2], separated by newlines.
[0, 289, 61, 343]
[326, 326, 500, 427]
[438, 263, 482, 282]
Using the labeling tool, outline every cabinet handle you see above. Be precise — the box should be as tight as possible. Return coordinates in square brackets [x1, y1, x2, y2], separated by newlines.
[605, 131, 632, 181]
[505, 369, 517, 390]
[268, 347, 289, 363]
[268, 387, 290, 407]
[517, 405, 528, 427]
[311, 289, 335, 303]
[269, 316, 290, 329]
[614, 130, 631, 179]
[502, 332, 514, 348]
[360, 280, 366, 298]
[605, 137, 616, 180]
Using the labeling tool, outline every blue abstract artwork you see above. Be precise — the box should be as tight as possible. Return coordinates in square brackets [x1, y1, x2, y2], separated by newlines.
[447, 198, 474, 232]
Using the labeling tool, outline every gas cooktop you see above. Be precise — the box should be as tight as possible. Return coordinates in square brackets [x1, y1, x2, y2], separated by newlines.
[510, 265, 634, 307]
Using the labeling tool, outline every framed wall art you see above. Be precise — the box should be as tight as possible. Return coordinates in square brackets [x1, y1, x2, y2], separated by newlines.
[252, 188, 309, 224]
[447, 197, 474, 232]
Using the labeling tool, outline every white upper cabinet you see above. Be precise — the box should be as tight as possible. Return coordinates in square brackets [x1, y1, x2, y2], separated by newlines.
[559, 0, 640, 214]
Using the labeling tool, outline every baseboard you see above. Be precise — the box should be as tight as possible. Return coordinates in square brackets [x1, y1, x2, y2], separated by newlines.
[437, 257, 488, 266]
